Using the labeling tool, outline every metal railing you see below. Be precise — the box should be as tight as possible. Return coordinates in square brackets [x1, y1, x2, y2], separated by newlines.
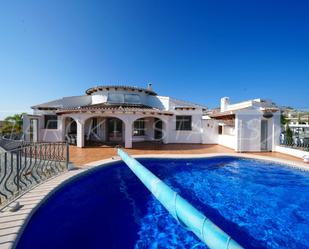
[2, 133, 24, 141]
[0, 142, 69, 207]
[280, 135, 309, 151]
[0, 138, 26, 151]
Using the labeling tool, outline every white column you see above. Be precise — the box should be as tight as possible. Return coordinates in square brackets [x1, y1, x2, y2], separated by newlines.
[272, 113, 281, 151]
[59, 116, 66, 141]
[125, 121, 133, 148]
[32, 119, 38, 142]
[77, 119, 85, 148]
[162, 117, 169, 144]
[235, 117, 242, 152]
[22, 114, 31, 142]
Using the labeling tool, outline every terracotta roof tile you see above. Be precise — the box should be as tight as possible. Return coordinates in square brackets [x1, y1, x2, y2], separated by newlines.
[56, 103, 173, 115]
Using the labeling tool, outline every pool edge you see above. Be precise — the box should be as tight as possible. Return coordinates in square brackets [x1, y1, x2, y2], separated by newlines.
[1, 153, 308, 249]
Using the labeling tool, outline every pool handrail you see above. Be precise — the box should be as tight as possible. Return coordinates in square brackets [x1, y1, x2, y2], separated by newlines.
[117, 149, 243, 249]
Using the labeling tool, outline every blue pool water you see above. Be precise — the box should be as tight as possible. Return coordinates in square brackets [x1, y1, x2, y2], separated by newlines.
[16, 157, 309, 249]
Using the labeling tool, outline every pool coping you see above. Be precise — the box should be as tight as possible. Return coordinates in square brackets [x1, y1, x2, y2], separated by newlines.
[86, 153, 309, 171]
[0, 153, 308, 249]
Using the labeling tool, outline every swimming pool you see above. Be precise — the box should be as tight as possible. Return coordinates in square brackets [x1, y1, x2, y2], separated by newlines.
[16, 157, 309, 249]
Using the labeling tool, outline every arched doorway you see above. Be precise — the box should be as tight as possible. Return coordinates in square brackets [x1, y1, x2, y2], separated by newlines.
[132, 117, 165, 143]
[84, 116, 124, 146]
[107, 117, 124, 143]
[64, 117, 77, 145]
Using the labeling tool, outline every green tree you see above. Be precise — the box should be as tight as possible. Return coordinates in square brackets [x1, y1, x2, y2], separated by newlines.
[286, 125, 293, 145]
[280, 114, 289, 126]
[1, 113, 25, 135]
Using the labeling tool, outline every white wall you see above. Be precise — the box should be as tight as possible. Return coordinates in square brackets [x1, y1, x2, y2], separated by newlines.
[272, 113, 281, 147]
[201, 119, 219, 144]
[218, 134, 236, 149]
[202, 118, 236, 149]
[39, 129, 62, 142]
[167, 111, 204, 144]
[163, 97, 206, 144]
[236, 112, 262, 152]
[223, 125, 235, 136]
[38, 116, 64, 142]
[91, 94, 108, 105]
[275, 145, 309, 159]
[235, 110, 280, 152]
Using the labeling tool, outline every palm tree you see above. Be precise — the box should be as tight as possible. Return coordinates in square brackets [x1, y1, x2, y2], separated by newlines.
[1, 113, 25, 135]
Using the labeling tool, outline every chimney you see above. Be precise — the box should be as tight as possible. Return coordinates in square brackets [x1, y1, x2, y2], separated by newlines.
[147, 83, 153, 91]
[220, 97, 230, 112]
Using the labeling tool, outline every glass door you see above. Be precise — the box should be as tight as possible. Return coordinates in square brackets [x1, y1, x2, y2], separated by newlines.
[107, 118, 123, 142]
[261, 120, 268, 151]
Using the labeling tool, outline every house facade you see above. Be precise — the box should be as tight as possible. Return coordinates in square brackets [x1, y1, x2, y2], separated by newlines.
[23, 84, 281, 152]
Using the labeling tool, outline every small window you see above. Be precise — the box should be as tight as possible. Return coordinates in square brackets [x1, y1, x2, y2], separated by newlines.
[44, 115, 58, 129]
[176, 116, 192, 131]
[133, 119, 145, 136]
[218, 125, 223, 135]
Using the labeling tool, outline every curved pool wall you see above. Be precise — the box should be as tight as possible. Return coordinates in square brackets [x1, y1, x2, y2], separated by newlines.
[14, 156, 309, 249]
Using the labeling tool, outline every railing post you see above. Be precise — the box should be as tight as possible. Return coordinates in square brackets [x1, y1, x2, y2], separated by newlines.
[16, 150, 20, 193]
[66, 142, 69, 170]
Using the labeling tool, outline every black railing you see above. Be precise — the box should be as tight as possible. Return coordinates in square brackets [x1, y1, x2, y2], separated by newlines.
[280, 135, 309, 151]
[2, 133, 24, 140]
[0, 139, 26, 151]
[0, 142, 69, 207]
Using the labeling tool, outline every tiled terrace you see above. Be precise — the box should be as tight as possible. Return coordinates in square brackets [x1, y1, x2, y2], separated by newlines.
[69, 143, 304, 166]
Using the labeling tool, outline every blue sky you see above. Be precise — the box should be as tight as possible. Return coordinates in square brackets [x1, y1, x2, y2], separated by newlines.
[0, 0, 308, 119]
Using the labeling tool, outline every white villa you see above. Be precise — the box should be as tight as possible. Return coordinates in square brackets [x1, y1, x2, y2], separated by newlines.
[23, 84, 281, 152]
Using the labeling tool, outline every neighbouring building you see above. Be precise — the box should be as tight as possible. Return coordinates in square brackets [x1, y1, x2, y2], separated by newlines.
[281, 108, 309, 126]
[281, 107, 309, 140]
[23, 84, 281, 152]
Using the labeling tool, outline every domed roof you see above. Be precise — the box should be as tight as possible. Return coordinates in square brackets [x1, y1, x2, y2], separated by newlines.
[85, 85, 157, 96]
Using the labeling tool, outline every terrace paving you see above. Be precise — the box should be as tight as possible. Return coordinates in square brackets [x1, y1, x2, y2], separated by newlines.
[69, 143, 305, 166]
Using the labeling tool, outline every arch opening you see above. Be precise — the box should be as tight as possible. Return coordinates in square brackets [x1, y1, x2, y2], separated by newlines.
[64, 117, 77, 145]
[84, 116, 125, 146]
[132, 117, 166, 145]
